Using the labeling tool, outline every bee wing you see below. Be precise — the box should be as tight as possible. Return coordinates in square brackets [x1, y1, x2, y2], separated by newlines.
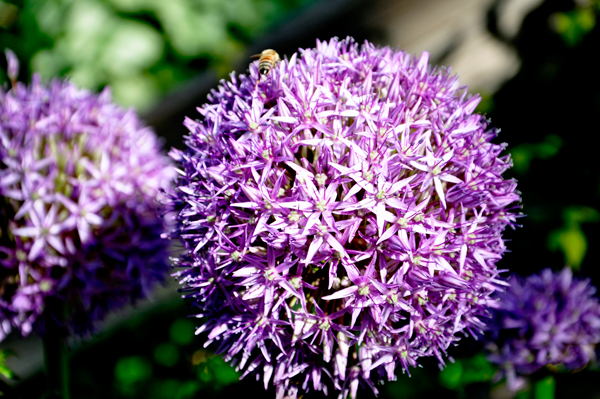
[250, 53, 262, 58]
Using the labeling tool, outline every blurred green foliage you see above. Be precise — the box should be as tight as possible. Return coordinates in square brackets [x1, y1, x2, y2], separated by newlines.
[115, 356, 153, 395]
[108, 314, 241, 399]
[474, 92, 495, 115]
[0, 0, 315, 111]
[170, 318, 195, 346]
[154, 342, 179, 367]
[509, 135, 562, 175]
[148, 379, 201, 399]
[195, 355, 240, 388]
[550, 1, 598, 46]
[45, 299, 245, 399]
[548, 206, 600, 269]
[533, 376, 556, 399]
[0, 349, 16, 380]
[385, 365, 439, 399]
[438, 354, 495, 396]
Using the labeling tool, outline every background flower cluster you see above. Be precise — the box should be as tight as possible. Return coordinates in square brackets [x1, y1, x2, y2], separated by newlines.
[0, 53, 174, 340]
[485, 268, 600, 390]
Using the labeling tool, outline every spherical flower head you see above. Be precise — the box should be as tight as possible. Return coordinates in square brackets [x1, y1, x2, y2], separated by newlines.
[0, 54, 175, 340]
[167, 37, 521, 399]
[485, 268, 600, 390]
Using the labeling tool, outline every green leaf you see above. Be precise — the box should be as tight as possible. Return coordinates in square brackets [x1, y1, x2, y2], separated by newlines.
[0, 364, 14, 380]
[0, 350, 16, 380]
[534, 376, 555, 399]
[536, 135, 562, 158]
[550, 8, 596, 46]
[564, 206, 600, 224]
[461, 354, 495, 385]
[115, 356, 152, 384]
[509, 135, 562, 174]
[475, 93, 494, 114]
[175, 380, 201, 399]
[439, 355, 495, 391]
[575, 8, 596, 32]
[210, 356, 239, 386]
[548, 206, 600, 269]
[170, 318, 195, 346]
[154, 343, 179, 367]
[439, 361, 463, 389]
[548, 224, 587, 268]
[193, 356, 239, 389]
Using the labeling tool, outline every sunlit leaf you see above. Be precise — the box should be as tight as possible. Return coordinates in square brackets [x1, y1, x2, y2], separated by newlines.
[533, 376, 555, 399]
[548, 206, 599, 269]
[548, 224, 586, 268]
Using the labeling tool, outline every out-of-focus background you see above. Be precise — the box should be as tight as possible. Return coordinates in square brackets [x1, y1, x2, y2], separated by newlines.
[1, 0, 600, 398]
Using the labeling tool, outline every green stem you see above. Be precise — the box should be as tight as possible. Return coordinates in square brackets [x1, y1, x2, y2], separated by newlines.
[42, 299, 70, 399]
[533, 375, 555, 399]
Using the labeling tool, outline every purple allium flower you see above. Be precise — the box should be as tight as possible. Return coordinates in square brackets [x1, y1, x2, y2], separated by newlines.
[0, 55, 174, 341]
[485, 268, 600, 390]
[167, 37, 521, 399]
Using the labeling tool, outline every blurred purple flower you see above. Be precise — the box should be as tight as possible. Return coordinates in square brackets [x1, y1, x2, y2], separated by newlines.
[4, 49, 18, 82]
[485, 268, 600, 391]
[0, 53, 175, 340]
[167, 37, 521, 398]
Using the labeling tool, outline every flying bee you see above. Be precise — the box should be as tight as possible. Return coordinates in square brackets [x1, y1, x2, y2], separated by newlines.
[251, 49, 280, 76]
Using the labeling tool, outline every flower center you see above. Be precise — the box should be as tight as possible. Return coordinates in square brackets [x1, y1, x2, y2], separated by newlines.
[39, 279, 53, 292]
[290, 276, 302, 289]
[288, 211, 300, 222]
[358, 285, 370, 296]
[315, 200, 327, 212]
[319, 319, 330, 330]
[316, 224, 328, 236]
[315, 173, 327, 186]
[264, 269, 277, 281]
